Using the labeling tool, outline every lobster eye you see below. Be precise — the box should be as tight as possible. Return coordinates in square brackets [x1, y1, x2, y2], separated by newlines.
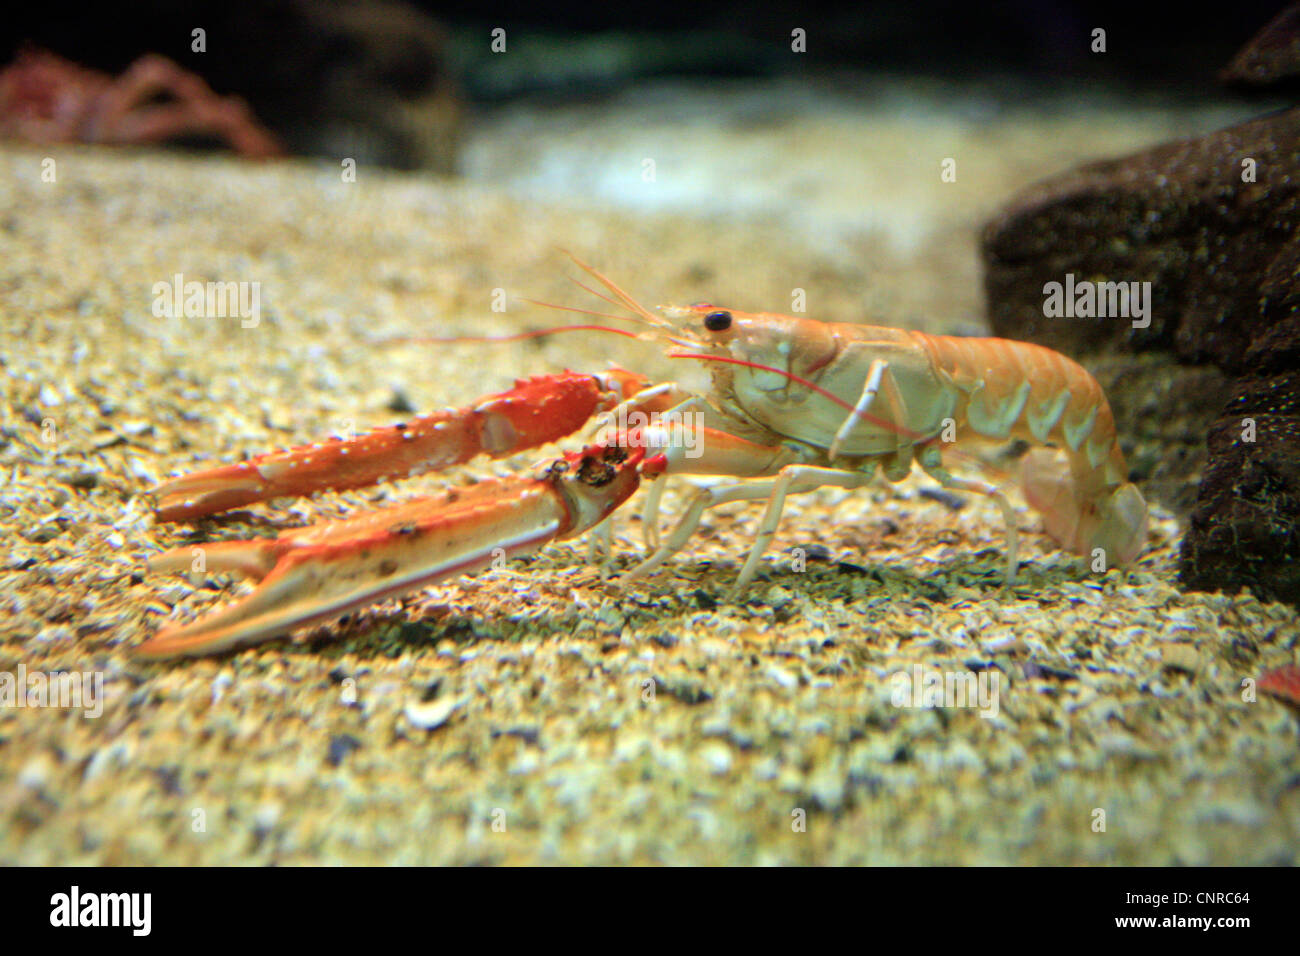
[703, 310, 732, 332]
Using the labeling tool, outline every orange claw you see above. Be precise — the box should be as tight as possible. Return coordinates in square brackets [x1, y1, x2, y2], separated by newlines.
[153, 369, 649, 521]
[138, 437, 646, 659]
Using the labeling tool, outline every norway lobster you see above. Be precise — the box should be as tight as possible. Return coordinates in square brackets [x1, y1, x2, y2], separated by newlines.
[137, 256, 1147, 658]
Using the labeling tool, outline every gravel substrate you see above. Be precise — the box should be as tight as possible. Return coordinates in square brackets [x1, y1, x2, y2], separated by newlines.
[1, 142, 1297, 865]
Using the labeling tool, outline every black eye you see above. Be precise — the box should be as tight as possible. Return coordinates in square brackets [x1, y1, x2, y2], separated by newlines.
[703, 310, 732, 332]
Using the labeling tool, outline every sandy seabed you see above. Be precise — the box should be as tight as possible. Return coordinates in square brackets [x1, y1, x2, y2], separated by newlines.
[1, 84, 1298, 864]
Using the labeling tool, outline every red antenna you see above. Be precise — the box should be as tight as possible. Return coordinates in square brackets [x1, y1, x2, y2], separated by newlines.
[380, 323, 647, 347]
[668, 349, 1012, 480]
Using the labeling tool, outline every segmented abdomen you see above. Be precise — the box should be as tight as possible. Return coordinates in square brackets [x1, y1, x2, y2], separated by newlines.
[911, 331, 1146, 566]
[912, 331, 1127, 493]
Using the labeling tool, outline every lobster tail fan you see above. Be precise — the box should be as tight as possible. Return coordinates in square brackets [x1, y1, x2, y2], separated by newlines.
[1020, 448, 1147, 568]
[1092, 482, 1148, 568]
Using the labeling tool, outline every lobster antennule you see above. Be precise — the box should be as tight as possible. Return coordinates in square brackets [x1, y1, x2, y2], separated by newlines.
[558, 250, 675, 330]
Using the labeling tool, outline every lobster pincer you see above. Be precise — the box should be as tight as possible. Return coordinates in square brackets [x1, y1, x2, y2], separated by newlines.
[152, 369, 650, 521]
[137, 437, 646, 659]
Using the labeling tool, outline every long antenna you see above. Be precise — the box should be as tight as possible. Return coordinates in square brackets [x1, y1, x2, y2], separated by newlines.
[382, 324, 647, 347]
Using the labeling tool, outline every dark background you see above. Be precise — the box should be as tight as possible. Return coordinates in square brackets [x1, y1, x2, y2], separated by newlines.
[2, 1, 1281, 170]
[2, 0, 1283, 99]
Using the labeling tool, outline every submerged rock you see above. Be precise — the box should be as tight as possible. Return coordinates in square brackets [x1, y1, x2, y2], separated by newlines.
[982, 107, 1300, 369]
[1180, 317, 1300, 604]
[1221, 3, 1300, 90]
[980, 7, 1300, 605]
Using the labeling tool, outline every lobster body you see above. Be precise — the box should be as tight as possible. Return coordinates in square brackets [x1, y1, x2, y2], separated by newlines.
[140, 257, 1150, 658]
[686, 312, 1147, 570]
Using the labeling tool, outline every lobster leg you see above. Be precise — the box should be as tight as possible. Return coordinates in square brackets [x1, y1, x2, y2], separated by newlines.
[137, 439, 645, 659]
[625, 480, 782, 584]
[153, 369, 649, 521]
[622, 426, 803, 585]
[729, 465, 878, 595]
[916, 445, 1020, 582]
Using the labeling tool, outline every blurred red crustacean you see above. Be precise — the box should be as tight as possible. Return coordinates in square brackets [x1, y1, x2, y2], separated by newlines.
[0, 46, 284, 157]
